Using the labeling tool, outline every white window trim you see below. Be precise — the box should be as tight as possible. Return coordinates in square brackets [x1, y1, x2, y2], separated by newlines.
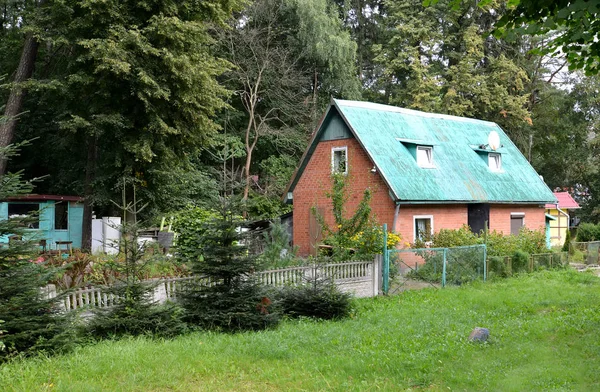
[488, 152, 502, 172]
[413, 215, 434, 243]
[331, 146, 348, 174]
[416, 146, 435, 168]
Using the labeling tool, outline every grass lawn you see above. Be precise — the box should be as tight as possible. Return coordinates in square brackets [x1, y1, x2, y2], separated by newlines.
[1, 270, 600, 391]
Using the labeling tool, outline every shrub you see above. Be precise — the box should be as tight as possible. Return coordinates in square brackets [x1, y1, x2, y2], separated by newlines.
[172, 206, 219, 263]
[0, 145, 74, 361]
[179, 197, 280, 332]
[487, 256, 509, 278]
[562, 229, 572, 253]
[278, 274, 352, 320]
[432, 226, 480, 248]
[576, 223, 600, 242]
[511, 250, 530, 273]
[259, 219, 299, 269]
[86, 221, 186, 339]
[86, 282, 186, 339]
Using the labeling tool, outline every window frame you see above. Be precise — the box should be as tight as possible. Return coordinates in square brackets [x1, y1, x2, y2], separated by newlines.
[510, 212, 525, 235]
[54, 201, 69, 231]
[413, 215, 434, 243]
[7, 202, 40, 229]
[331, 146, 348, 175]
[488, 152, 502, 172]
[416, 146, 435, 168]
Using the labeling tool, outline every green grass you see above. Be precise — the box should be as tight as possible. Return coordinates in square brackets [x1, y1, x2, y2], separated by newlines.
[2, 270, 600, 391]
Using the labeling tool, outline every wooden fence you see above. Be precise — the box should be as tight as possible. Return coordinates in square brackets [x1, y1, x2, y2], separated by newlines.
[50, 260, 379, 312]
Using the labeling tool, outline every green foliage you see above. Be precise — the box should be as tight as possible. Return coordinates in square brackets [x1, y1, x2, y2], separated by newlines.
[431, 226, 480, 248]
[6, 0, 245, 220]
[409, 246, 486, 285]
[172, 206, 219, 264]
[562, 229, 572, 253]
[511, 250, 531, 273]
[375, 0, 533, 146]
[86, 222, 186, 339]
[428, 225, 547, 257]
[312, 172, 379, 260]
[494, 0, 600, 75]
[576, 222, 600, 242]
[259, 220, 298, 269]
[485, 228, 547, 257]
[0, 145, 74, 362]
[0, 319, 5, 352]
[179, 197, 280, 332]
[3, 271, 600, 391]
[278, 274, 352, 320]
[487, 256, 509, 279]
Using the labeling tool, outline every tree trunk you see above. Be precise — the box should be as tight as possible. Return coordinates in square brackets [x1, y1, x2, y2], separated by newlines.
[0, 32, 40, 174]
[242, 145, 253, 203]
[81, 135, 97, 252]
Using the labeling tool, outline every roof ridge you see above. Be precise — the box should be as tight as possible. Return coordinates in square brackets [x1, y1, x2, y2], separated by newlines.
[334, 99, 498, 126]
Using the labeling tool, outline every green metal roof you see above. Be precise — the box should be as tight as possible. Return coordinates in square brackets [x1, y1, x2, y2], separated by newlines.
[286, 99, 556, 204]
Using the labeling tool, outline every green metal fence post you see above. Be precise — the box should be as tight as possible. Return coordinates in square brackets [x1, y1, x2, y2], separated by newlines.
[483, 244, 487, 282]
[442, 248, 447, 288]
[382, 224, 389, 295]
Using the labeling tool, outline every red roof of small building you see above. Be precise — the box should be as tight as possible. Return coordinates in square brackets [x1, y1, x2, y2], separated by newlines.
[5, 194, 83, 202]
[545, 192, 580, 210]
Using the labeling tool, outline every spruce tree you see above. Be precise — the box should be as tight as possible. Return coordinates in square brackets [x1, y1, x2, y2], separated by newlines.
[0, 144, 72, 361]
[179, 196, 279, 332]
[86, 186, 186, 339]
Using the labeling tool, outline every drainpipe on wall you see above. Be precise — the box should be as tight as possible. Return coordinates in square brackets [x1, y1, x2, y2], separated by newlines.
[392, 204, 400, 233]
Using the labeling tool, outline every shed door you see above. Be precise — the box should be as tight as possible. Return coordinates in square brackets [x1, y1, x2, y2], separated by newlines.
[468, 204, 489, 235]
[309, 206, 324, 256]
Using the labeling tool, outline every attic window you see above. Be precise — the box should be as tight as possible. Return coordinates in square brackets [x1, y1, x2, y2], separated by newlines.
[416, 146, 434, 168]
[331, 146, 347, 174]
[488, 153, 502, 172]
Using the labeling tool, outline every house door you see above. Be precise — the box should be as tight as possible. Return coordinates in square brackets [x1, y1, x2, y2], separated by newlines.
[468, 204, 489, 235]
[308, 206, 323, 256]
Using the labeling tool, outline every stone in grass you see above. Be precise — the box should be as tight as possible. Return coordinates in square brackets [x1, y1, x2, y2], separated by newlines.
[468, 327, 490, 342]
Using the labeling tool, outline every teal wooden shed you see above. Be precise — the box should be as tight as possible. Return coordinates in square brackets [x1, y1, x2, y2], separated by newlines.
[0, 194, 84, 249]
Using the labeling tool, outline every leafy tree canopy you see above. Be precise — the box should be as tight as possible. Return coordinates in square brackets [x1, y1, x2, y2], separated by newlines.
[480, 0, 600, 75]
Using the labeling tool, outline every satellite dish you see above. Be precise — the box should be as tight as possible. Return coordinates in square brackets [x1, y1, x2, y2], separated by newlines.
[488, 131, 500, 151]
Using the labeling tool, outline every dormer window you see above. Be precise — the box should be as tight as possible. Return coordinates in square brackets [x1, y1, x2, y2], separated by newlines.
[416, 146, 434, 168]
[332, 146, 348, 174]
[488, 153, 502, 172]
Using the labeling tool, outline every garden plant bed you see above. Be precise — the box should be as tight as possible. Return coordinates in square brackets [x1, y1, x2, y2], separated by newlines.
[2, 270, 599, 391]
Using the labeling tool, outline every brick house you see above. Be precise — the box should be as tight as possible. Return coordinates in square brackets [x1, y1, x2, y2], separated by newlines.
[284, 99, 556, 256]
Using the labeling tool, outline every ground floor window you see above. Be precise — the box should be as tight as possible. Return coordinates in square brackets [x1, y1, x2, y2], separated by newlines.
[414, 215, 433, 243]
[8, 203, 40, 229]
[510, 213, 525, 235]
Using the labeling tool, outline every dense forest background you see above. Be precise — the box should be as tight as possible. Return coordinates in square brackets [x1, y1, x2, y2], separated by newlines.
[1, 0, 599, 249]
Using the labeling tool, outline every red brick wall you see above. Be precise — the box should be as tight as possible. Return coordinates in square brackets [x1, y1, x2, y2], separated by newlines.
[395, 205, 468, 245]
[293, 137, 396, 256]
[489, 205, 546, 234]
[292, 138, 547, 255]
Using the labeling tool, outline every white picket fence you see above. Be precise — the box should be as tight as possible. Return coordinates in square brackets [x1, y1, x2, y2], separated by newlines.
[49, 260, 379, 312]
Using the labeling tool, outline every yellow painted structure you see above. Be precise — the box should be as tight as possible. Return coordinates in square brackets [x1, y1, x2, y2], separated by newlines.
[545, 207, 569, 247]
[545, 192, 580, 248]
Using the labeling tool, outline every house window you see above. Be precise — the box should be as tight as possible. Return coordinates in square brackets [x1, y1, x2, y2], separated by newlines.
[414, 215, 434, 243]
[55, 202, 68, 230]
[488, 153, 502, 171]
[332, 146, 348, 174]
[510, 213, 524, 235]
[416, 146, 434, 168]
[8, 203, 40, 229]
